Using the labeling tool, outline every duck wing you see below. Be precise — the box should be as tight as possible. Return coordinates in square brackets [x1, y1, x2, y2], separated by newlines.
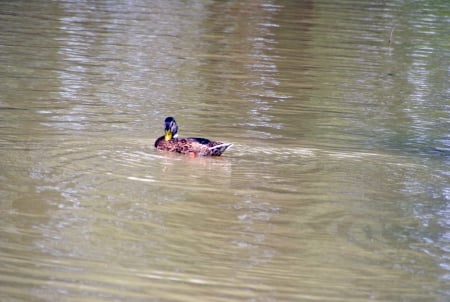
[188, 137, 211, 145]
[188, 138, 233, 156]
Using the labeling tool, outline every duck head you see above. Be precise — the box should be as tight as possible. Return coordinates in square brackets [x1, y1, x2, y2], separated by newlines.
[164, 116, 178, 140]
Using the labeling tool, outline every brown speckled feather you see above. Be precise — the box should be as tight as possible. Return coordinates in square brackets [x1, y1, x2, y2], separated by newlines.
[155, 137, 232, 156]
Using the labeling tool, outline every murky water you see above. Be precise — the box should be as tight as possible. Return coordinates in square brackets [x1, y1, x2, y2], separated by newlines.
[1, 0, 449, 301]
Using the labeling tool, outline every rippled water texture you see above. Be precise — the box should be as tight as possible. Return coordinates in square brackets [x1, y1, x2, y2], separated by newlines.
[1, 0, 449, 301]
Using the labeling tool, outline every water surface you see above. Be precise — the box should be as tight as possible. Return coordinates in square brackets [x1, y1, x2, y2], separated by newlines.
[1, 0, 449, 301]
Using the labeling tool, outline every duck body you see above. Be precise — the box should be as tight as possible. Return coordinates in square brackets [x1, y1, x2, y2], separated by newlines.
[154, 117, 232, 156]
[154, 136, 232, 156]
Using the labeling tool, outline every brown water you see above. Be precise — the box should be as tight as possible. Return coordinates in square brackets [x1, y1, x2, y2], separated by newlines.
[1, 0, 449, 301]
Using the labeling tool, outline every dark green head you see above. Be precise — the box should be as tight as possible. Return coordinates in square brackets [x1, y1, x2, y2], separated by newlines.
[164, 116, 178, 140]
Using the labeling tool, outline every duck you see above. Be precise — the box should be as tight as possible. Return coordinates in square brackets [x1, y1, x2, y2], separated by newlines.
[154, 116, 233, 156]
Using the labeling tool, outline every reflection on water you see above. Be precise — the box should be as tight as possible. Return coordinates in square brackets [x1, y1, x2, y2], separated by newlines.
[1, 0, 449, 301]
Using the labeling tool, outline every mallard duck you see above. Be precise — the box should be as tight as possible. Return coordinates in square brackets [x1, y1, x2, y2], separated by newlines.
[154, 117, 233, 156]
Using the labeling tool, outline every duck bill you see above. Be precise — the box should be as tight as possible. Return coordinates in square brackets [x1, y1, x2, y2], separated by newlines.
[164, 130, 172, 141]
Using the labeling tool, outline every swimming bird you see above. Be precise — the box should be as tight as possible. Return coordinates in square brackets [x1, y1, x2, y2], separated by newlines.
[154, 117, 233, 156]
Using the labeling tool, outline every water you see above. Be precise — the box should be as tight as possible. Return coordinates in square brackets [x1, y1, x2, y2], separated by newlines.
[1, 0, 449, 301]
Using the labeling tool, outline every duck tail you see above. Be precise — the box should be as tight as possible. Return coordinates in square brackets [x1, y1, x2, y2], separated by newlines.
[209, 143, 233, 155]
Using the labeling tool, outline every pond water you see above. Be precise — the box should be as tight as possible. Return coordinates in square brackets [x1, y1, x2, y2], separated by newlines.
[1, 0, 449, 301]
